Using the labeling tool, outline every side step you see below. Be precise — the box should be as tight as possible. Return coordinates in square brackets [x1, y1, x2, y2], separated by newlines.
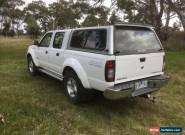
[39, 68, 63, 81]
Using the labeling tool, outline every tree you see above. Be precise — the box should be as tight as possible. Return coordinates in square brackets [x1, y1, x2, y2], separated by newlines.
[2, 20, 10, 36]
[25, 17, 40, 38]
[161, 4, 172, 41]
[24, 0, 50, 33]
[74, 0, 109, 26]
[167, 0, 185, 39]
[82, 6, 109, 26]
[49, 0, 81, 29]
[0, 0, 6, 7]
[109, 11, 122, 24]
[116, 0, 166, 37]
[49, 0, 109, 28]
[0, 0, 24, 36]
[14, 9, 24, 36]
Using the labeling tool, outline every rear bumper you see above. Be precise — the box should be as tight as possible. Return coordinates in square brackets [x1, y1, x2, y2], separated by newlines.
[104, 75, 169, 100]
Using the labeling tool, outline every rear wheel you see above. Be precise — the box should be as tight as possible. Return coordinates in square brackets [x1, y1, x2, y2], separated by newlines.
[64, 70, 94, 103]
[27, 56, 39, 76]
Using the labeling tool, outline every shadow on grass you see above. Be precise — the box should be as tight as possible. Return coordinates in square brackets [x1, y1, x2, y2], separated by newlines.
[36, 71, 152, 116]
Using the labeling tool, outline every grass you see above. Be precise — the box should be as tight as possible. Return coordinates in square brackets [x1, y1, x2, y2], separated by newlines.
[0, 37, 185, 135]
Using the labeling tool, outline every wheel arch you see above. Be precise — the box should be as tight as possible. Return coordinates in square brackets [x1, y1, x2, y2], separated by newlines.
[27, 47, 39, 66]
[62, 58, 91, 89]
[27, 53, 31, 59]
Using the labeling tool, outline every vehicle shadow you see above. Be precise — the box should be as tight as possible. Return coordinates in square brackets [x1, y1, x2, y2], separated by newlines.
[37, 72, 154, 116]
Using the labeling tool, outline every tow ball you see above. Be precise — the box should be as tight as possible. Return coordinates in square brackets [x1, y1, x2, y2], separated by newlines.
[141, 94, 156, 103]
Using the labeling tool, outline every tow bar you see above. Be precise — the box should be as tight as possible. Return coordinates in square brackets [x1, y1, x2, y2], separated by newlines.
[141, 94, 156, 103]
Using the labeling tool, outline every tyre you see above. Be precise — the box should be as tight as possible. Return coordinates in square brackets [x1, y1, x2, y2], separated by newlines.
[64, 70, 94, 103]
[27, 56, 39, 76]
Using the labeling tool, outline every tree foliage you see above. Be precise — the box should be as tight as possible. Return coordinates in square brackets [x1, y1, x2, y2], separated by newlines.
[25, 17, 40, 38]
[24, 0, 50, 33]
[0, 0, 184, 40]
[167, 0, 185, 39]
[82, 6, 108, 26]
[0, 0, 24, 36]
[109, 11, 122, 24]
[49, 0, 81, 29]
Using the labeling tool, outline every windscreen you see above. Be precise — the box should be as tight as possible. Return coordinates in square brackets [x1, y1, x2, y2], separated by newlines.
[114, 27, 162, 54]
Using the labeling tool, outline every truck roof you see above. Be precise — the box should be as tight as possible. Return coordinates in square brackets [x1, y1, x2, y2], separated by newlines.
[48, 23, 154, 33]
[114, 23, 154, 28]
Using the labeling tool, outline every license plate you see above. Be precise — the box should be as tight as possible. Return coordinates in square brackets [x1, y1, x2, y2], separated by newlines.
[135, 80, 148, 90]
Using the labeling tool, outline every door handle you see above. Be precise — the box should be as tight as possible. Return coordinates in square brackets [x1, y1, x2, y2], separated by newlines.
[56, 52, 60, 56]
[45, 50, 48, 54]
[140, 57, 146, 62]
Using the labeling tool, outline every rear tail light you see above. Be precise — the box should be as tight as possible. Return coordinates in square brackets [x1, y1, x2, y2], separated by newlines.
[105, 60, 115, 82]
[162, 55, 165, 72]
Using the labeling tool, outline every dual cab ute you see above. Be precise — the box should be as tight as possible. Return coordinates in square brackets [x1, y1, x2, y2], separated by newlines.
[27, 24, 169, 103]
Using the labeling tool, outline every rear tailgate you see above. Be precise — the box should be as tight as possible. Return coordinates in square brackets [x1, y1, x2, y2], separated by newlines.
[114, 25, 165, 84]
[115, 52, 164, 84]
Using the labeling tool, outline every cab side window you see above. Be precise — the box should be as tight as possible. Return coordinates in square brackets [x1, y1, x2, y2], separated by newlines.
[40, 33, 52, 47]
[70, 29, 107, 51]
[53, 32, 65, 49]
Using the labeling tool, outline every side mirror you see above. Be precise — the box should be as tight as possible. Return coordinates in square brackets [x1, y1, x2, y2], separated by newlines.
[33, 40, 39, 46]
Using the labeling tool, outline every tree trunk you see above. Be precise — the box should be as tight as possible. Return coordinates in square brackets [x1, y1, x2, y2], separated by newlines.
[165, 9, 170, 29]
[149, 0, 164, 38]
[163, 8, 170, 41]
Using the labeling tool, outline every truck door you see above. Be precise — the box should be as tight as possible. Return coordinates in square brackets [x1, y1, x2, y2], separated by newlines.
[47, 32, 65, 73]
[36, 32, 53, 70]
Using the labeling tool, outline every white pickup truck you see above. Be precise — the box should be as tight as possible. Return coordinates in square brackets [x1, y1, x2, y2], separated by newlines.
[27, 24, 169, 103]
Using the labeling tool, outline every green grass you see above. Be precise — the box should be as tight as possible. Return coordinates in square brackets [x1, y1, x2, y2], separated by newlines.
[0, 37, 185, 135]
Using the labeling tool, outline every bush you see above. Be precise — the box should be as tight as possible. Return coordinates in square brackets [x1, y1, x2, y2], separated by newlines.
[162, 31, 185, 51]
[9, 29, 15, 37]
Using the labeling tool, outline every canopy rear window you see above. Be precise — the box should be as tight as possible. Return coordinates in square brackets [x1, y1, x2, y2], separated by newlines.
[114, 26, 162, 54]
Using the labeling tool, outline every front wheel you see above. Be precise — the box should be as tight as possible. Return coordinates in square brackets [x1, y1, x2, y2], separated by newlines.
[64, 71, 94, 104]
[27, 56, 39, 76]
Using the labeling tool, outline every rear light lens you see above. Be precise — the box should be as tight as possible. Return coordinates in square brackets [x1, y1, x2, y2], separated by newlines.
[162, 55, 165, 72]
[105, 60, 115, 82]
